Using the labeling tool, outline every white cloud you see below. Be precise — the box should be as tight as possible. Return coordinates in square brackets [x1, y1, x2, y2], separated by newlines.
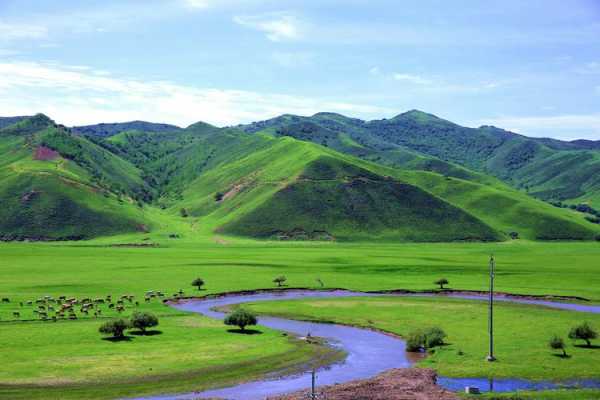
[369, 67, 381, 76]
[0, 21, 48, 41]
[575, 61, 600, 75]
[0, 61, 392, 127]
[233, 12, 302, 42]
[271, 51, 313, 68]
[392, 73, 432, 85]
[183, 0, 211, 9]
[476, 114, 600, 140]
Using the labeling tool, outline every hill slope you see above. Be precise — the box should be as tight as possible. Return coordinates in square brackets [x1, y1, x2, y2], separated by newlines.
[0, 115, 151, 240]
[240, 110, 600, 208]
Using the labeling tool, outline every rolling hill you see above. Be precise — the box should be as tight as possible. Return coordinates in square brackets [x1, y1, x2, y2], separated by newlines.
[0, 112, 598, 242]
[240, 110, 600, 209]
[0, 115, 151, 240]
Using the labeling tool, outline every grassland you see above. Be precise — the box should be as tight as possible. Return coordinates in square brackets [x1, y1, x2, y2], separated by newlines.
[0, 240, 599, 399]
[244, 296, 600, 380]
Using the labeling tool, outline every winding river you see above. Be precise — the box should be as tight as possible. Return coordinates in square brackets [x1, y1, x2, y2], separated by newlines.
[135, 290, 600, 400]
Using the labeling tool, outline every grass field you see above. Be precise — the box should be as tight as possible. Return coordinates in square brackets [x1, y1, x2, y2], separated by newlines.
[244, 296, 600, 380]
[1, 240, 599, 399]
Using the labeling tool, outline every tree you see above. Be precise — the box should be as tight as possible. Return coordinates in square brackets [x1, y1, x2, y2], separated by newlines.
[434, 278, 449, 289]
[405, 327, 447, 352]
[192, 277, 205, 290]
[549, 335, 567, 357]
[224, 309, 257, 332]
[130, 311, 159, 334]
[569, 322, 598, 347]
[424, 326, 447, 348]
[99, 318, 130, 338]
[273, 276, 287, 287]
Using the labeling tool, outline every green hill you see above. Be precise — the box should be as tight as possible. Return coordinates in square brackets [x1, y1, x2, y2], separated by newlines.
[0, 115, 151, 240]
[241, 110, 600, 209]
[0, 112, 598, 242]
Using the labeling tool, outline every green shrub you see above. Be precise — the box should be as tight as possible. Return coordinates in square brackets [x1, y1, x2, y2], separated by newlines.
[406, 327, 447, 352]
[224, 309, 258, 332]
[191, 277, 205, 290]
[406, 330, 425, 352]
[99, 318, 131, 338]
[425, 326, 447, 348]
[569, 322, 598, 347]
[549, 335, 567, 357]
[130, 312, 159, 334]
[434, 278, 449, 289]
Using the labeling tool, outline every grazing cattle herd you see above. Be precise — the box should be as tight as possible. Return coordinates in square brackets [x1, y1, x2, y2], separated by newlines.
[0, 289, 188, 322]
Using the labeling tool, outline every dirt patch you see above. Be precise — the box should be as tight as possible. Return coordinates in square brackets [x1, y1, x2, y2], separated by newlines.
[271, 368, 457, 400]
[33, 146, 59, 161]
[213, 237, 230, 245]
[21, 190, 41, 203]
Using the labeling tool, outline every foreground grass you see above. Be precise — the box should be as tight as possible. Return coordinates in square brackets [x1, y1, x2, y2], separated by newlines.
[245, 296, 600, 380]
[0, 240, 599, 399]
[0, 311, 339, 400]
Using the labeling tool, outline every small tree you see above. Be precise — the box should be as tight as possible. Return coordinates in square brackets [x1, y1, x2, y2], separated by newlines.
[406, 330, 426, 352]
[273, 276, 287, 287]
[99, 318, 130, 338]
[224, 309, 257, 332]
[549, 335, 567, 357]
[192, 277, 205, 290]
[131, 311, 159, 334]
[406, 327, 447, 352]
[569, 322, 598, 347]
[180, 208, 188, 218]
[424, 326, 447, 348]
[434, 278, 449, 290]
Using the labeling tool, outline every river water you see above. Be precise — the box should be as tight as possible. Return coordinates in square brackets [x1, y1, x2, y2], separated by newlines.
[132, 290, 600, 400]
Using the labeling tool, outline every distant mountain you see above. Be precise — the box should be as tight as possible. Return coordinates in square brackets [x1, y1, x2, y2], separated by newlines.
[0, 112, 598, 241]
[240, 110, 600, 208]
[72, 121, 182, 138]
[0, 116, 29, 130]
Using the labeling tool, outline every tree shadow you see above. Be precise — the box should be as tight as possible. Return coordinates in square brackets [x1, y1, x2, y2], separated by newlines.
[102, 335, 134, 342]
[130, 330, 163, 336]
[574, 344, 600, 349]
[552, 353, 572, 359]
[227, 329, 262, 335]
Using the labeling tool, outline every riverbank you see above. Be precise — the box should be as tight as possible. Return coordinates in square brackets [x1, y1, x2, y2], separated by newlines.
[271, 368, 457, 400]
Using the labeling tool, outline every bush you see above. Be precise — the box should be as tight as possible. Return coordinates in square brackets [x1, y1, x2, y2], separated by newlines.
[99, 318, 130, 338]
[406, 327, 447, 351]
[180, 208, 188, 218]
[131, 311, 159, 334]
[273, 276, 287, 287]
[224, 309, 258, 332]
[549, 335, 567, 357]
[434, 278, 449, 289]
[509, 231, 519, 239]
[425, 326, 447, 348]
[191, 277, 205, 290]
[569, 322, 598, 347]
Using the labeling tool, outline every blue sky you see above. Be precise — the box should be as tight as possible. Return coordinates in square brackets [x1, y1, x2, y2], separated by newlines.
[0, 0, 599, 139]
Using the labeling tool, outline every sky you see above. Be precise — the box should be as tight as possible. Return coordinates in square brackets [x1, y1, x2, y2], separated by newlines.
[0, 0, 599, 140]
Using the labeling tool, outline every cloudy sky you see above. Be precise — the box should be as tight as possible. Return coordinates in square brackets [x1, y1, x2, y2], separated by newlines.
[1, 0, 599, 139]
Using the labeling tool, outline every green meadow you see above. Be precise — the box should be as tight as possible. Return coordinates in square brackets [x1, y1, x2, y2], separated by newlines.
[1, 240, 599, 399]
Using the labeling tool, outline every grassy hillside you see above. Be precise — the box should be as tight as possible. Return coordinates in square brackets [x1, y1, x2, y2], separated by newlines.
[0, 116, 151, 240]
[169, 136, 599, 241]
[241, 110, 600, 209]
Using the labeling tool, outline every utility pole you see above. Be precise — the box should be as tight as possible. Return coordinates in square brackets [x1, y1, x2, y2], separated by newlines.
[486, 255, 496, 362]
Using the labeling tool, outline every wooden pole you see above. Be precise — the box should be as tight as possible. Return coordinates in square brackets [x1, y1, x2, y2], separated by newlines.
[487, 255, 496, 361]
